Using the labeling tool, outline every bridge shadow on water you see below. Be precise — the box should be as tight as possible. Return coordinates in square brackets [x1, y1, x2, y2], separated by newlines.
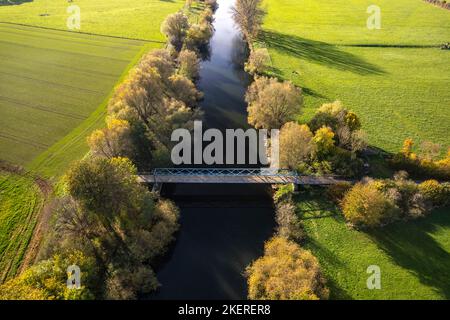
[147, 184, 276, 300]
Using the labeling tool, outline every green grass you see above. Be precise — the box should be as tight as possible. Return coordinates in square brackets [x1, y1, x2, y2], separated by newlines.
[0, 23, 150, 175]
[0, 0, 185, 41]
[262, 0, 450, 153]
[295, 190, 450, 299]
[0, 171, 43, 283]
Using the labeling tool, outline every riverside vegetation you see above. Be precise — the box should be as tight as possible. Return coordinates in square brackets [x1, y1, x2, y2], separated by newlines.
[0, 0, 217, 299]
[234, 0, 450, 300]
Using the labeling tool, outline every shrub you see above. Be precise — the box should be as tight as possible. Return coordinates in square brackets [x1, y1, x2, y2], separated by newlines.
[328, 146, 364, 177]
[419, 180, 450, 207]
[391, 138, 450, 180]
[246, 237, 329, 300]
[273, 183, 295, 203]
[341, 182, 396, 227]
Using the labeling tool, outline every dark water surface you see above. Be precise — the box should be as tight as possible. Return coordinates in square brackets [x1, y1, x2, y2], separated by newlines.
[150, 0, 275, 299]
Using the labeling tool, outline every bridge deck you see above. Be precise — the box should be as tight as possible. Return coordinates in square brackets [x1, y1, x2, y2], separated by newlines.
[137, 174, 346, 185]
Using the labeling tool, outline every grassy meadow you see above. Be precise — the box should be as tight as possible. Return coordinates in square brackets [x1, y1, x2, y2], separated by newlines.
[0, 171, 43, 283]
[262, 0, 450, 153]
[0, 0, 185, 41]
[296, 190, 450, 299]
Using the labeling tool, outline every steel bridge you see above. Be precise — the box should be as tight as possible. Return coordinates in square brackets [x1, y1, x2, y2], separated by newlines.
[137, 168, 347, 187]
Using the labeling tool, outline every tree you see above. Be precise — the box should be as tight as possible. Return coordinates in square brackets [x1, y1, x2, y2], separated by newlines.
[232, 0, 265, 42]
[313, 126, 335, 157]
[0, 250, 97, 300]
[279, 122, 315, 169]
[246, 76, 302, 130]
[275, 201, 304, 242]
[87, 119, 132, 158]
[245, 48, 270, 75]
[178, 49, 200, 80]
[341, 182, 395, 227]
[185, 22, 213, 51]
[168, 74, 201, 107]
[401, 138, 414, 157]
[246, 237, 329, 300]
[139, 49, 175, 82]
[62, 157, 180, 298]
[161, 11, 189, 51]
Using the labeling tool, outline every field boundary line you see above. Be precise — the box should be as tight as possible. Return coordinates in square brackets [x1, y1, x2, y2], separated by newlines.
[0, 21, 165, 44]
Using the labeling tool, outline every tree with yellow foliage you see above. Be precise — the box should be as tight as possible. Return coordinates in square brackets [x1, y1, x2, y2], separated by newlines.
[88, 119, 131, 159]
[313, 126, 335, 157]
[246, 237, 329, 300]
[246, 76, 302, 130]
[279, 122, 315, 169]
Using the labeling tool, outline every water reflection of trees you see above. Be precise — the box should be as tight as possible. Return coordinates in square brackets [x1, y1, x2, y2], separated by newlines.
[230, 34, 251, 83]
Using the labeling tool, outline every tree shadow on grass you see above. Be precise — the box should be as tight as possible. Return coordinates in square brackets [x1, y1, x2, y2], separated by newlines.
[306, 239, 353, 299]
[368, 208, 450, 299]
[260, 30, 385, 76]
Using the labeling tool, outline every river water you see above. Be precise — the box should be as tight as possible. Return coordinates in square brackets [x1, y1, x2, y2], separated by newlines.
[150, 0, 275, 299]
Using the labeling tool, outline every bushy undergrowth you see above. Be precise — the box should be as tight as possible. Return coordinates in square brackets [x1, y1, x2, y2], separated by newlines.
[341, 172, 450, 228]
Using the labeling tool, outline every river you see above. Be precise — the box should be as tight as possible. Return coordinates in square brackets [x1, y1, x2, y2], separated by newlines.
[150, 0, 275, 299]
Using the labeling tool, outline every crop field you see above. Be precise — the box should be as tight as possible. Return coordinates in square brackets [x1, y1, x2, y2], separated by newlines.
[296, 191, 450, 299]
[262, 0, 450, 153]
[0, 0, 185, 41]
[0, 171, 43, 283]
[0, 23, 150, 176]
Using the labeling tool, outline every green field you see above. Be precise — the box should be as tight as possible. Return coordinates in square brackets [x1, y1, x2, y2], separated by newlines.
[296, 190, 450, 299]
[0, 23, 150, 176]
[262, 0, 450, 153]
[0, 0, 185, 41]
[0, 171, 43, 283]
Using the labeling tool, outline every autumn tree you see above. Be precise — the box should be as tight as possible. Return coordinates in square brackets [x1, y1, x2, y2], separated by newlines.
[88, 119, 132, 158]
[178, 49, 200, 80]
[341, 182, 395, 227]
[161, 11, 190, 51]
[275, 201, 304, 242]
[246, 237, 329, 300]
[185, 21, 213, 51]
[232, 0, 265, 42]
[246, 76, 302, 130]
[245, 48, 270, 75]
[168, 74, 202, 107]
[0, 250, 98, 300]
[279, 122, 315, 169]
[308, 101, 366, 153]
[313, 126, 335, 157]
[61, 157, 179, 298]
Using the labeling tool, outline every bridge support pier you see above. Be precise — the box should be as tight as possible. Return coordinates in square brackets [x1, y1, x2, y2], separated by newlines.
[152, 182, 162, 193]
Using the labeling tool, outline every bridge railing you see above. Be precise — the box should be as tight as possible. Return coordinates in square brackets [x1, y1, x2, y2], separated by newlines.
[141, 168, 299, 177]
